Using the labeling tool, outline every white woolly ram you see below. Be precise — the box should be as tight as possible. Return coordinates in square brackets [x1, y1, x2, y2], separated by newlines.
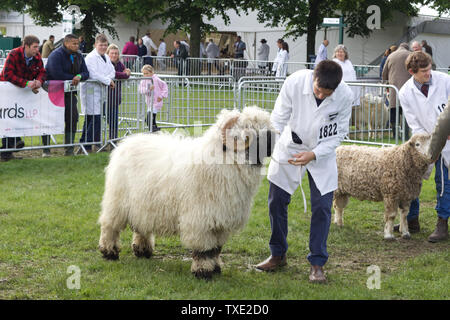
[333, 133, 434, 240]
[98, 106, 276, 279]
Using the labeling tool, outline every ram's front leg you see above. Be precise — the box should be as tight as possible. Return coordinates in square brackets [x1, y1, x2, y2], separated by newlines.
[383, 199, 398, 240]
[191, 247, 222, 280]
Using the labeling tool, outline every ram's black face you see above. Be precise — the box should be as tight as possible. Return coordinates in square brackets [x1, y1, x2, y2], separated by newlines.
[247, 129, 277, 166]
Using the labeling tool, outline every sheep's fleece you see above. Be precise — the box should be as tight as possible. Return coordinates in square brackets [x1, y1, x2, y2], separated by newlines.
[98, 106, 275, 279]
[333, 133, 433, 240]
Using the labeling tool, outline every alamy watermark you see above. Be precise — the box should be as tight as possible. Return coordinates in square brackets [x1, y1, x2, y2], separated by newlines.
[366, 265, 381, 289]
[66, 265, 81, 290]
[366, 5, 381, 30]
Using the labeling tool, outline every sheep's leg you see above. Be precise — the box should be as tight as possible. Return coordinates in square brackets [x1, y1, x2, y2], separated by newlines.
[132, 232, 155, 258]
[383, 200, 398, 240]
[191, 247, 222, 280]
[399, 202, 411, 240]
[98, 215, 127, 260]
[333, 195, 349, 227]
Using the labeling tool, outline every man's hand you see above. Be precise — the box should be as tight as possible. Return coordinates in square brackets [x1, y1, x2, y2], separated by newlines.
[27, 80, 37, 89]
[109, 80, 115, 89]
[288, 151, 316, 166]
[72, 75, 81, 86]
[124, 68, 131, 76]
[157, 97, 162, 102]
[35, 80, 42, 88]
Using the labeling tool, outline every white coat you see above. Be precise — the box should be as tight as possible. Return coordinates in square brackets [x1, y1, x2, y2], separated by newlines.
[333, 58, 360, 106]
[80, 49, 115, 115]
[272, 49, 289, 77]
[399, 70, 450, 167]
[268, 69, 354, 195]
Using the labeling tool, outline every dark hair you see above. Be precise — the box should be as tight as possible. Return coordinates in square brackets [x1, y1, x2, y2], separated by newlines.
[64, 34, 78, 43]
[159, 38, 164, 42]
[23, 35, 40, 47]
[277, 39, 284, 44]
[282, 41, 289, 53]
[129, 36, 135, 43]
[314, 60, 343, 90]
[405, 51, 432, 73]
[49, 35, 55, 39]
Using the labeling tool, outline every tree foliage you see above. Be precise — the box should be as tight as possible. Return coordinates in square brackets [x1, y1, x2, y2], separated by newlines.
[251, 0, 442, 60]
[0, 0, 120, 51]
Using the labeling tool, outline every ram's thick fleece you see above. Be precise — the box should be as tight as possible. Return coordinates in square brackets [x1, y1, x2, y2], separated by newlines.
[98, 106, 275, 279]
[333, 134, 432, 239]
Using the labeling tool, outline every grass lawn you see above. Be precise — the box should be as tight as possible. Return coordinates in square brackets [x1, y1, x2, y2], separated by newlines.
[0, 151, 448, 300]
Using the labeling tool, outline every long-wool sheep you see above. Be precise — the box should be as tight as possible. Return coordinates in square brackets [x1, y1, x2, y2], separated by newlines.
[333, 133, 433, 240]
[98, 106, 275, 279]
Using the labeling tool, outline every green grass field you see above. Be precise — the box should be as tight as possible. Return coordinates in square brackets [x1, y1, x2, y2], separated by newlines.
[0, 152, 448, 300]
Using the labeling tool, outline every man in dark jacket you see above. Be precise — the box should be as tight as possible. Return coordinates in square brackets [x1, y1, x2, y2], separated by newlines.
[0, 35, 46, 161]
[171, 41, 188, 76]
[43, 33, 89, 156]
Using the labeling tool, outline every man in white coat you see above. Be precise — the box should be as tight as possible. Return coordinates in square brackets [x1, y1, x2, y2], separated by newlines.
[157, 38, 167, 71]
[398, 51, 450, 242]
[256, 60, 354, 283]
[80, 34, 115, 152]
[257, 39, 270, 69]
[205, 39, 220, 75]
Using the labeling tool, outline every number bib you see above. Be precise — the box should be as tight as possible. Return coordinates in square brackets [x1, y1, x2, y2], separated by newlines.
[318, 112, 339, 142]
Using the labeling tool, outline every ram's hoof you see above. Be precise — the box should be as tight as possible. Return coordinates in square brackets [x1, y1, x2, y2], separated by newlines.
[132, 244, 153, 259]
[401, 233, 411, 240]
[193, 269, 214, 280]
[100, 246, 119, 260]
[213, 265, 222, 274]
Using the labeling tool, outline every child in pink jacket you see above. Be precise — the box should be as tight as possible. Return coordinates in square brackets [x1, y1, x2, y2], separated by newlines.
[138, 64, 168, 132]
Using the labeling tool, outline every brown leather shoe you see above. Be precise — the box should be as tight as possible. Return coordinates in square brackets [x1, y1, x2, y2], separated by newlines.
[309, 265, 327, 283]
[255, 255, 287, 272]
[394, 217, 420, 233]
[428, 217, 449, 243]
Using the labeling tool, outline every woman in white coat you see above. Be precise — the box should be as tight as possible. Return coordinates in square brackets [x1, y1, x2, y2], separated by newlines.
[256, 61, 354, 283]
[272, 40, 289, 78]
[80, 34, 115, 152]
[332, 45, 360, 107]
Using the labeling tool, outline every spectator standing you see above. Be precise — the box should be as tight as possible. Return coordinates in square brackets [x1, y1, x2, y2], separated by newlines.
[314, 39, 329, 67]
[257, 39, 270, 69]
[421, 40, 433, 56]
[139, 64, 168, 132]
[79, 36, 87, 53]
[411, 41, 422, 52]
[41, 35, 55, 58]
[272, 39, 284, 75]
[157, 38, 166, 70]
[205, 39, 220, 75]
[332, 44, 359, 108]
[106, 44, 131, 142]
[80, 34, 115, 152]
[380, 47, 392, 79]
[233, 36, 246, 59]
[0, 35, 46, 162]
[274, 41, 289, 77]
[137, 38, 147, 58]
[382, 42, 412, 139]
[398, 51, 450, 242]
[255, 61, 354, 283]
[42, 33, 89, 157]
[181, 40, 190, 55]
[142, 31, 158, 57]
[171, 40, 189, 76]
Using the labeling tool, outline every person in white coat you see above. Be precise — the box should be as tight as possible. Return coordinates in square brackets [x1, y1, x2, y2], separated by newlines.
[332, 45, 360, 107]
[275, 41, 289, 77]
[271, 39, 284, 76]
[257, 39, 270, 69]
[398, 51, 450, 242]
[256, 60, 354, 283]
[157, 38, 167, 71]
[80, 34, 115, 152]
[205, 39, 220, 75]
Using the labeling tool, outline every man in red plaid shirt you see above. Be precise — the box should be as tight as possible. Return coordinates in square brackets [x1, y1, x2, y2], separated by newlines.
[0, 35, 46, 161]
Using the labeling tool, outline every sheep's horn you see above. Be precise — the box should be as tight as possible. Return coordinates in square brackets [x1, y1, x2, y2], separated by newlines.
[221, 115, 239, 146]
[428, 97, 450, 161]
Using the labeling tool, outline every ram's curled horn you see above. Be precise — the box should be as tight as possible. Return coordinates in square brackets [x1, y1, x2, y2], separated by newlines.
[428, 97, 450, 161]
[221, 115, 240, 147]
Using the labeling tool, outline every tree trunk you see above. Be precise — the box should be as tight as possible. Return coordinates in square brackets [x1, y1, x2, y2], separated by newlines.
[306, 0, 320, 63]
[80, 11, 96, 52]
[189, 9, 202, 75]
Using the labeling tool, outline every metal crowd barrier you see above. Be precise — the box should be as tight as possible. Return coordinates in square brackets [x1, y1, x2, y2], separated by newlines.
[1, 76, 408, 160]
[237, 79, 407, 146]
